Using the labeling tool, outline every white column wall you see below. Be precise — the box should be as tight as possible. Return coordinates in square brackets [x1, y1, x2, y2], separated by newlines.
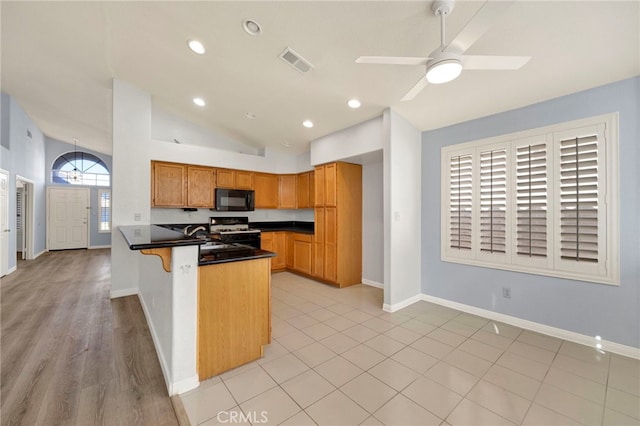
[382, 109, 422, 310]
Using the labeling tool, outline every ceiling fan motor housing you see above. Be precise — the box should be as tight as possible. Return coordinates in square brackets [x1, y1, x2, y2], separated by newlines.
[432, 0, 455, 16]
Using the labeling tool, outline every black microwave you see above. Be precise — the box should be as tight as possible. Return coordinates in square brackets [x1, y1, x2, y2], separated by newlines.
[215, 188, 255, 211]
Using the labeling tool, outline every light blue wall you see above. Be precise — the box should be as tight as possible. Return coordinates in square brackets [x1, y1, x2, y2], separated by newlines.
[0, 93, 47, 269]
[421, 77, 640, 348]
[45, 136, 112, 247]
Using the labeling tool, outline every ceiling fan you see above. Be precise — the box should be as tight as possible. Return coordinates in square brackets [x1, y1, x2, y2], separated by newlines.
[356, 0, 531, 101]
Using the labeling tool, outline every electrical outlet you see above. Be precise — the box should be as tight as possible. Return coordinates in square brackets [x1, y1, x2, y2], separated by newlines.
[134, 213, 141, 221]
[502, 287, 512, 299]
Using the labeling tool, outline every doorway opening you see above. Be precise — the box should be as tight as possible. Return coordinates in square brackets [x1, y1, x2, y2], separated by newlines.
[16, 176, 35, 264]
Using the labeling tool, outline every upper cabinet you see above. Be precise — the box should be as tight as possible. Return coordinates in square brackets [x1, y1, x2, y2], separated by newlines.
[151, 161, 187, 207]
[187, 166, 215, 208]
[151, 161, 316, 210]
[216, 169, 254, 190]
[152, 161, 215, 208]
[254, 173, 279, 209]
[278, 175, 297, 209]
[296, 171, 314, 209]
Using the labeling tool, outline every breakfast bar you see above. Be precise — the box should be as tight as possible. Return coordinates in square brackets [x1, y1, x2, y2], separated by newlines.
[119, 225, 275, 394]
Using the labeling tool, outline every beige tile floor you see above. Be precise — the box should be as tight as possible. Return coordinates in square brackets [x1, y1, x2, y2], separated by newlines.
[180, 272, 640, 426]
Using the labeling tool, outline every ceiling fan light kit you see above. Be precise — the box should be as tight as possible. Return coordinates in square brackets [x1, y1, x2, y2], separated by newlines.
[426, 51, 462, 84]
[355, 0, 530, 100]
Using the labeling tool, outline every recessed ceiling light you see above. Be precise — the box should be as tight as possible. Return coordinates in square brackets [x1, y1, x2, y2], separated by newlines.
[347, 99, 361, 109]
[242, 19, 262, 36]
[193, 97, 206, 107]
[302, 120, 314, 128]
[245, 112, 256, 119]
[187, 40, 205, 55]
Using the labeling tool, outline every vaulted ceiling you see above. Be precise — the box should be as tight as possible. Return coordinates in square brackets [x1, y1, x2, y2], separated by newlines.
[2, 1, 638, 155]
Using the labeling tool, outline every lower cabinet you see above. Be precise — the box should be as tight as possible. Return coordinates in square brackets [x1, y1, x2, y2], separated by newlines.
[292, 233, 312, 275]
[261, 232, 286, 271]
[198, 258, 271, 380]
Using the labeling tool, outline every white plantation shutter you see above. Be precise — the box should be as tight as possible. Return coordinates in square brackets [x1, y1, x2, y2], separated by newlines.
[480, 149, 507, 253]
[559, 135, 599, 262]
[516, 143, 547, 257]
[449, 155, 473, 250]
[441, 114, 617, 285]
[99, 189, 111, 232]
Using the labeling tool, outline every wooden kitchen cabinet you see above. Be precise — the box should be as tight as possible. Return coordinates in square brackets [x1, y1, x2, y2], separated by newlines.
[296, 171, 314, 208]
[286, 233, 294, 268]
[215, 168, 235, 188]
[151, 161, 186, 207]
[313, 162, 362, 287]
[278, 175, 297, 209]
[254, 173, 279, 209]
[198, 258, 271, 380]
[235, 170, 254, 189]
[261, 231, 286, 271]
[216, 168, 254, 189]
[292, 233, 313, 275]
[187, 165, 215, 208]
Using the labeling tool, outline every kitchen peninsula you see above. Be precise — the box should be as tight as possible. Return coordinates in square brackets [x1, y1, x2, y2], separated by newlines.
[119, 224, 275, 393]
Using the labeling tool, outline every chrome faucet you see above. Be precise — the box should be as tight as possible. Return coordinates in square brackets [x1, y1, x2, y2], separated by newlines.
[185, 225, 207, 236]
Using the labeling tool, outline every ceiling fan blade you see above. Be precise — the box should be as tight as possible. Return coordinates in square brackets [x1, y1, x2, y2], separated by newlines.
[462, 55, 531, 70]
[448, 1, 514, 54]
[356, 56, 429, 66]
[401, 76, 429, 101]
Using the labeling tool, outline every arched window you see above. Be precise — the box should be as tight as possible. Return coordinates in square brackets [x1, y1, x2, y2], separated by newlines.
[52, 152, 110, 186]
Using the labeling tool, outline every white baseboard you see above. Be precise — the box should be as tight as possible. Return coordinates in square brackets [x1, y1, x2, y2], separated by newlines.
[137, 293, 176, 395]
[362, 279, 383, 289]
[383, 293, 424, 313]
[33, 249, 47, 259]
[89, 245, 111, 249]
[6, 265, 17, 275]
[421, 294, 640, 360]
[171, 375, 200, 395]
[110, 288, 138, 299]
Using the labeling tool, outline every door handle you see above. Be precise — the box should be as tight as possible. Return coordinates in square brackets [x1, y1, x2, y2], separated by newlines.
[3, 229, 10, 232]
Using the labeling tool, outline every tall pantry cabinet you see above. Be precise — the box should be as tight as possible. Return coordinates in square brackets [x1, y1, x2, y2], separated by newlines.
[313, 162, 362, 287]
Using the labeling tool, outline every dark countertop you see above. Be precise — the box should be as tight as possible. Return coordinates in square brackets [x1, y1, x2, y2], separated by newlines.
[251, 221, 314, 234]
[199, 249, 275, 266]
[119, 225, 207, 250]
[119, 225, 276, 265]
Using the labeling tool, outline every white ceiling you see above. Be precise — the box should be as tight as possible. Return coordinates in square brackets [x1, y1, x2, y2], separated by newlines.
[2, 1, 638, 156]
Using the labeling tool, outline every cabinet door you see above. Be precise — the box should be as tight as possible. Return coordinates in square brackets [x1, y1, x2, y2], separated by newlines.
[296, 172, 310, 208]
[314, 166, 325, 206]
[278, 175, 297, 209]
[254, 173, 279, 209]
[187, 166, 214, 207]
[293, 234, 312, 275]
[272, 232, 287, 269]
[324, 163, 337, 207]
[312, 208, 325, 278]
[286, 232, 294, 268]
[152, 161, 186, 207]
[235, 171, 254, 189]
[323, 207, 338, 282]
[216, 169, 235, 188]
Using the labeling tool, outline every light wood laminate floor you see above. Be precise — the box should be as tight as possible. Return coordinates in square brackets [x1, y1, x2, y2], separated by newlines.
[1, 249, 179, 426]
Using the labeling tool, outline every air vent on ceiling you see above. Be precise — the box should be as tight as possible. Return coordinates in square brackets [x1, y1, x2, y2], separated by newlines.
[279, 47, 314, 74]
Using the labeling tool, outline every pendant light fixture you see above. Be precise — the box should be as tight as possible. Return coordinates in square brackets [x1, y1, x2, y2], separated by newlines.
[70, 138, 80, 182]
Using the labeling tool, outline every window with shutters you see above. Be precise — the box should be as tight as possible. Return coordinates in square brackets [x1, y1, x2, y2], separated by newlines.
[441, 113, 618, 285]
[98, 189, 111, 233]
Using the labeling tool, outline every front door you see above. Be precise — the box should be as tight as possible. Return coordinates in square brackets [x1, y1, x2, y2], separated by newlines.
[48, 187, 89, 250]
[0, 170, 9, 276]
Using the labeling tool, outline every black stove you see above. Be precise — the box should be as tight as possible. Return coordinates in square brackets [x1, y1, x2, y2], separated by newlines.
[209, 217, 261, 249]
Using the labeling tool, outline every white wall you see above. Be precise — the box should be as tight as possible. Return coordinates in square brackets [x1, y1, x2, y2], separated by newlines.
[310, 116, 384, 166]
[111, 79, 152, 297]
[362, 160, 384, 286]
[152, 104, 260, 156]
[383, 109, 422, 310]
